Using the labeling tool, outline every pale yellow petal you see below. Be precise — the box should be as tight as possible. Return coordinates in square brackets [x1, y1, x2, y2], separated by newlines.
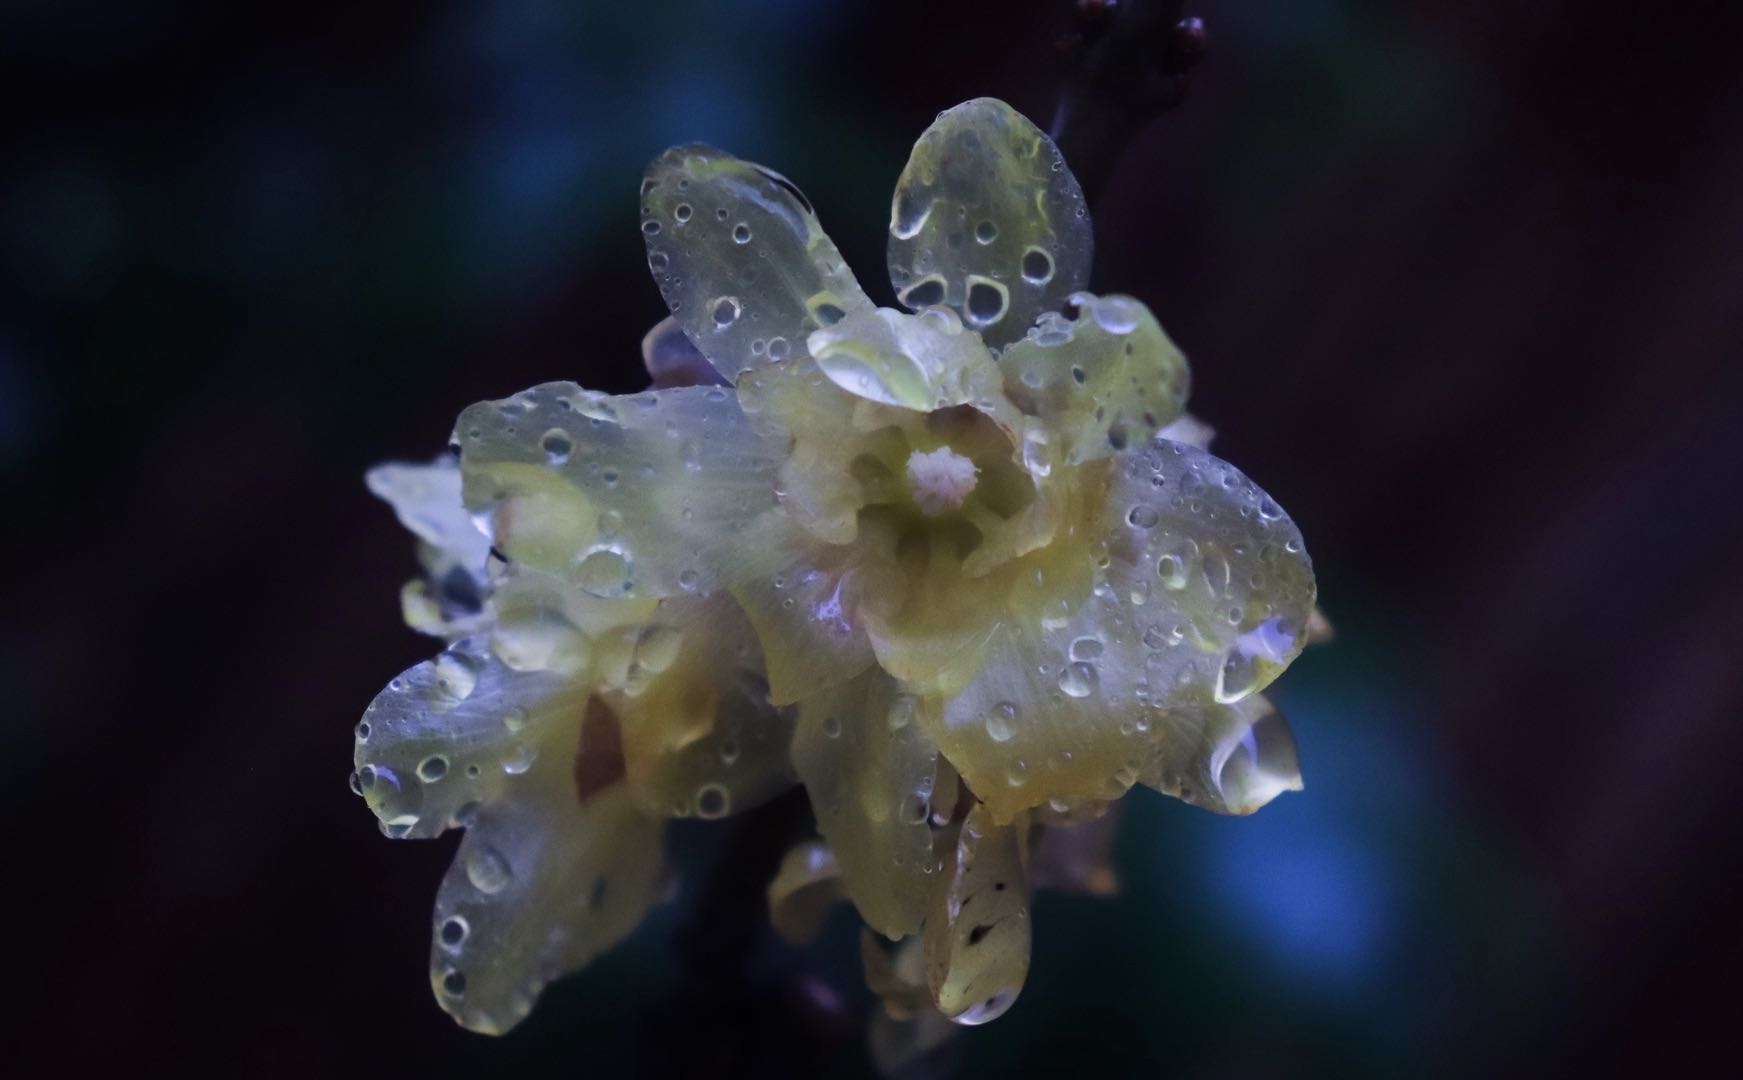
[887, 98, 1092, 347]
[1141, 693, 1303, 815]
[790, 671, 942, 938]
[767, 840, 845, 945]
[999, 293, 1190, 463]
[641, 145, 871, 380]
[924, 802, 1030, 1025]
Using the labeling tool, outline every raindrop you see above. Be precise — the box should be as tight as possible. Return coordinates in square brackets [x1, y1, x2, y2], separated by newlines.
[572, 546, 634, 597]
[711, 296, 741, 329]
[974, 220, 999, 244]
[465, 846, 512, 894]
[1127, 505, 1159, 529]
[1057, 661, 1098, 698]
[984, 702, 1017, 743]
[673, 203, 693, 223]
[1069, 637, 1104, 661]
[695, 784, 730, 819]
[540, 428, 573, 463]
[1021, 247, 1054, 285]
[964, 277, 1008, 326]
[733, 223, 752, 243]
[440, 916, 469, 948]
[418, 756, 449, 782]
[766, 336, 790, 360]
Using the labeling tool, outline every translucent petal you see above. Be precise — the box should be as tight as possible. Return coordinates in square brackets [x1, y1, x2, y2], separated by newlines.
[612, 598, 798, 819]
[767, 840, 845, 945]
[1140, 694, 1303, 814]
[921, 444, 1314, 821]
[805, 306, 1007, 413]
[729, 538, 880, 706]
[887, 98, 1092, 347]
[641, 145, 871, 380]
[642, 315, 730, 389]
[428, 775, 662, 1034]
[457, 382, 792, 599]
[354, 638, 586, 840]
[999, 293, 1191, 463]
[925, 802, 1031, 1025]
[367, 459, 493, 576]
[1107, 440, 1317, 709]
[790, 671, 941, 938]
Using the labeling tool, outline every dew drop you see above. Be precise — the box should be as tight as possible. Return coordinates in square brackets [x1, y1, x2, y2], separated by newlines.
[1058, 661, 1099, 698]
[673, 203, 693, 223]
[439, 915, 469, 948]
[695, 783, 730, 819]
[1127, 505, 1159, 529]
[572, 545, 634, 597]
[732, 223, 752, 244]
[1021, 247, 1054, 285]
[540, 427, 573, 464]
[465, 847, 513, 894]
[711, 296, 741, 330]
[964, 276, 1009, 326]
[974, 220, 998, 244]
[766, 336, 790, 361]
[983, 702, 1017, 743]
[418, 756, 449, 782]
[1069, 636, 1104, 661]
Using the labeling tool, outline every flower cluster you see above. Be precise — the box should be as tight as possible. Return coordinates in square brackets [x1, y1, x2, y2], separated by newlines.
[353, 98, 1319, 1043]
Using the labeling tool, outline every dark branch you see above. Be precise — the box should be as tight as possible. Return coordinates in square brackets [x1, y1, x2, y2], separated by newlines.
[1051, 0, 1206, 207]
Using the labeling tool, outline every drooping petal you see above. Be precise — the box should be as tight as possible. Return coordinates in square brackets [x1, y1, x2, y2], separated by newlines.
[863, 932, 959, 1072]
[767, 840, 846, 945]
[920, 443, 1314, 821]
[354, 638, 586, 839]
[428, 774, 663, 1034]
[887, 98, 1092, 347]
[924, 802, 1031, 1025]
[611, 596, 798, 819]
[999, 293, 1191, 463]
[790, 671, 942, 938]
[457, 381, 793, 599]
[641, 145, 872, 380]
[1140, 693, 1303, 815]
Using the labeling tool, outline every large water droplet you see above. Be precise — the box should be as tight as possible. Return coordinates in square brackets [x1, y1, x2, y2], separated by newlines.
[465, 847, 513, 894]
[572, 545, 634, 597]
[1057, 661, 1099, 698]
[983, 702, 1017, 743]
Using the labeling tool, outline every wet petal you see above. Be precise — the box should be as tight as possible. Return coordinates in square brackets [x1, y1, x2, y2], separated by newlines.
[790, 671, 941, 938]
[354, 639, 586, 839]
[1141, 694, 1303, 814]
[767, 840, 845, 945]
[429, 775, 662, 1034]
[806, 306, 1006, 413]
[864, 932, 959, 1071]
[641, 145, 871, 380]
[612, 597, 798, 818]
[1108, 440, 1317, 709]
[642, 315, 730, 389]
[887, 98, 1092, 347]
[999, 293, 1190, 463]
[731, 539, 880, 705]
[925, 802, 1031, 1025]
[921, 444, 1313, 821]
[367, 459, 493, 577]
[458, 382, 791, 599]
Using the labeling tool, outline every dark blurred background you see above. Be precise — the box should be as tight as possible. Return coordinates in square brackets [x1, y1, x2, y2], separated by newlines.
[5, 0, 1741, 1075]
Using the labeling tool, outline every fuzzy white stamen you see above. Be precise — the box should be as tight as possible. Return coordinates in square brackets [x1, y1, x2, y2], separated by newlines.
[906, 446, 978, 515]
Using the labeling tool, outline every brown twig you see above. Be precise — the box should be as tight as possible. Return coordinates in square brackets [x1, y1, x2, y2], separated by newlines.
[1052, 0, 1206, 208]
